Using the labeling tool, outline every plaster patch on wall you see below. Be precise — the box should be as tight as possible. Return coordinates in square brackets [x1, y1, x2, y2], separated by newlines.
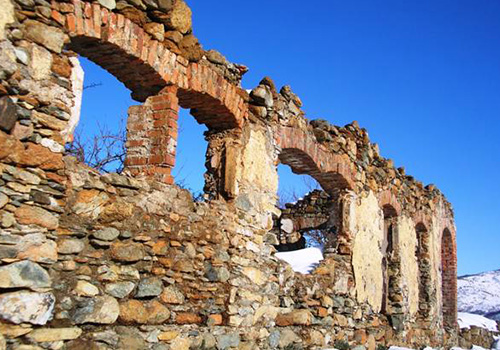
[429, 198, 446, 322]
[351, 191, 384, 312]
[63, 56, 84, 143]
[0, 0, 14, 41]
[240, 128, 278, 195]
[398, 215, 419, 316]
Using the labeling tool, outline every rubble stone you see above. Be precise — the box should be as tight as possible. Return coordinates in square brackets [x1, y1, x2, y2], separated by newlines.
[0, 291, 55, 325]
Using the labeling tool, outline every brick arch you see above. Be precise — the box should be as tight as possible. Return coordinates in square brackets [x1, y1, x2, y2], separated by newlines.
[276, 126, 355, 193]
[62, 0, 246, 129]
[378, 190, 402, 217]
[441, 226, 457, 329]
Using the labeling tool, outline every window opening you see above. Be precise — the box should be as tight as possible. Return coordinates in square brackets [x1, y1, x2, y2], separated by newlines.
[273, 163, 341, 274]
[172, 108, 208, 200]
[65, 56, 138, 173]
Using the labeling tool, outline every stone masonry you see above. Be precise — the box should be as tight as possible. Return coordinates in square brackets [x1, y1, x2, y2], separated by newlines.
[0, 0, 459, 349]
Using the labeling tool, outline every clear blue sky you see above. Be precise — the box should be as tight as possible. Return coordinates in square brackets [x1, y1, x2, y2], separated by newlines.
[78, 0, 500, 276]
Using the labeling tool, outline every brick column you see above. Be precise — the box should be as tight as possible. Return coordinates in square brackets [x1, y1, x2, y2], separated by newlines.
[441, 228, 457, 329]
[125, 85, 178, 184]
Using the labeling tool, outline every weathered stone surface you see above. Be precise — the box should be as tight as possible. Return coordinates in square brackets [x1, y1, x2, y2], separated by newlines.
[250, 85, 273, 108]
[29, 45, 53, 81]
[16, 233, 58, 264]
[206, 50, 227, 65]
[0, 260, 51, 289]
[135, 277, 163, 298]
[40, 137, 65, 153]
[71, 189, 109, 218]
[0, 96, 17, 132]
[216, 333, 240, 350]
[144, 22, 164, 41]
[241, 267, 266, 285]
[0, 291, 55, 325]
[175, 312, 201, 324]
[164, 0, 191, 34]
[74, 281, 99, 297]
[93, 227, 120, 241]
[27, 327, 82, 342]
[119, 300, 170, 324]
[23, 20, 65, 53]
[33, 111, 66, 131]
[98, 0, 116, 10]
[15, 205, 59, 230]
[279, 329, 301, 349]
[18, 143, 64, 170]
[160, 285, 185, 304]
[0, 323, 32, 338]
[170, 337, 190, 350]
[275, 309, 313, 326]
[100, 200, 134, 223]
[179, 34, 203, 61]
[73, 296, 119, 324]
[110, 242, 145, 262]
[105, 281, 135, 299]
[0, 192, 8, 209]
[58, 238, 85, 254]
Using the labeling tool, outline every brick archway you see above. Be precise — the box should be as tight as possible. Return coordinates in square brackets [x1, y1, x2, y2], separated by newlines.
[55, 0, 251, 183]
[62, 0, 247, 129]
[378, 190, 402, 217]
[277, 126, 355, 193]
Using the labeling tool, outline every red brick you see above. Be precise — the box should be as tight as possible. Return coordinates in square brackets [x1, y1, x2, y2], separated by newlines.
[52, 10, 65, 26]
[66, 13, 76, 33]
[92, 3, 101, 39]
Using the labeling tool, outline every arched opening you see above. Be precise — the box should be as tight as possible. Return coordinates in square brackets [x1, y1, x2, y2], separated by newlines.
[416, 222, 432, 320]
[271, 144, 351, 273]
[272, 163, 328, 273]
[65, 56, 138, 173]
[441, 228, 457, 328]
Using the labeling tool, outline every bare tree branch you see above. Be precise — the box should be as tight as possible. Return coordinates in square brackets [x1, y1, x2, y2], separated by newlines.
[65, 117, 127, 173]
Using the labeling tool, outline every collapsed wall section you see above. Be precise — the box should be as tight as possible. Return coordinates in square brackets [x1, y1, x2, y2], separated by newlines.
[0, 0, 458, 349]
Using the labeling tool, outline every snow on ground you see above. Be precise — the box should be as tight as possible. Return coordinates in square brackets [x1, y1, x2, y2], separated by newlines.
[458, 312, 499, 332]
[275, 247, 323, 274]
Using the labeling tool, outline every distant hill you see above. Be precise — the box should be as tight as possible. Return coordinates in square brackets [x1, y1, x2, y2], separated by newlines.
[458, 269, 500, 321]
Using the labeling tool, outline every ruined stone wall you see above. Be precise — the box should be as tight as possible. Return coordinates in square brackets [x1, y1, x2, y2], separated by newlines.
[0, 0, 459, 349]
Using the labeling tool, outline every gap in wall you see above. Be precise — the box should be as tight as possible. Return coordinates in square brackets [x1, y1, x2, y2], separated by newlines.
[67, 56, 138, 173]
[172, 108, 208, 199]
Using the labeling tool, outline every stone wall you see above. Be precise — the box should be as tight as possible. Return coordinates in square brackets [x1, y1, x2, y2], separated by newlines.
[0, 0, 461, 349]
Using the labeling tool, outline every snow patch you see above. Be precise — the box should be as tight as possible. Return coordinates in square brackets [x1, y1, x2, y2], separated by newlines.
[458, 312, 498, 332]
[275, 247, 323, 274]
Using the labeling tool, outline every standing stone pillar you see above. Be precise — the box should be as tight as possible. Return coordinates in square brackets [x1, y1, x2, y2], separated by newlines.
[125, 85, 179, 184]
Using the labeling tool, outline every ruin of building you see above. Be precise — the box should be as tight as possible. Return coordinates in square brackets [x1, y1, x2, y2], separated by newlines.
[0, 0, 458, 348]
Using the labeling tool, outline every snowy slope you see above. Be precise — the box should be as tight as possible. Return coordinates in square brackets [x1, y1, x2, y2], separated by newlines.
[458, 269, 500, 321]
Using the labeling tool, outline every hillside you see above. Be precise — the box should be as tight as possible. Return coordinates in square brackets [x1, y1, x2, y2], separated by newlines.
[458, 269, 500, 320]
